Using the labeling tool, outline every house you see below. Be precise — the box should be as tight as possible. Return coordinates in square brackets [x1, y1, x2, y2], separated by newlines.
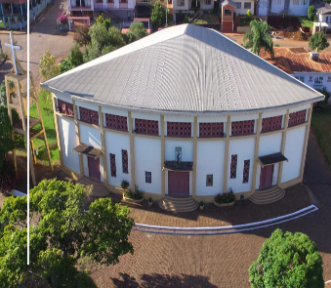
[256, 0, 311, 16]
[41, 24, 323, 210]
[261, 47, 331, 102]
[232, 0, 255, 15]
[313, 3, 331, 34]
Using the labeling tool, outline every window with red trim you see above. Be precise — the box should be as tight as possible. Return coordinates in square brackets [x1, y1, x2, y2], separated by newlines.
[122, 150, 128, 174]
[105, 114, 128, 131]
[261, 116, 282, 133]
[167, 122, 191, 137]
[243, 160, 250, 183]
[231, 120, 255, 136]
[110, 153, 116, 177]
[230, 155, 237, 179]
[288, 110, 307, 127]
[58, 99, 74, 117]
[135, 119, 159, 135]
[199, 123, 224, 137]
[79, 107, 99, 125]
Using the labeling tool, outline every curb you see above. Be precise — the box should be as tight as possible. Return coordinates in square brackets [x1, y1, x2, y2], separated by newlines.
[133, 205, 318, 236]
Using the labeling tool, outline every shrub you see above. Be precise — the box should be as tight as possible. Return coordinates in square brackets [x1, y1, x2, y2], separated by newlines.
[125, 185, 144, 200]
[307, 5, 316, 21]
[309, 32, 329, 52]
[183, 15, 189, 23]
[148, 197, 153, 203]
[215, 191, 235, 204]
[74, 25, 91, 47]
[151, 1, 168, 28]
[0, 158, 15, 194]
[121, 180, 129, 190]
[199, 201, 204, 207]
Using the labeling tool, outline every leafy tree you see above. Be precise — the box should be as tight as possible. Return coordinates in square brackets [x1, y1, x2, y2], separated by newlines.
[60, 59, 74, 73]
[316, 87, 331, 104]
[0, 105, 14, 171]
[245, 9, 253, 24]
[74, 25, 91, 47]
[243, 19, 274, 58]
[68, 45, 84, 67]
[39, 50, 61, 82]
[249, 229, 324, 288]
[151, 1, 168, 28]
[95, 14, 112, 30]
[129, 21, 148, 40]
[122, 31, 137, 45]
[0, 80, 15, 106]
[309, 31, 330, 52]
[308, 5, 316, 21]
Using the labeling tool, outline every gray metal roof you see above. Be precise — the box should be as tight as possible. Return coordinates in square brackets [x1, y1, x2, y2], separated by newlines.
[41, 24, 323, 115]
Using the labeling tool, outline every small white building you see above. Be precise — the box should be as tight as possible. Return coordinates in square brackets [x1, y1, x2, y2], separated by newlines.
[41, 25, 323, 205]
[313, 4, 331, 34]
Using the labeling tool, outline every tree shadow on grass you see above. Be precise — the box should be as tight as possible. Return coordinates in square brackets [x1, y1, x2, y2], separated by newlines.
[111, 273, 218, 288]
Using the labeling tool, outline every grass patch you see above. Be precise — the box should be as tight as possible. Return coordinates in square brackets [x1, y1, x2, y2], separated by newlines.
[29, 89, 60, 165]
[298, 16, 313, 29]
[311, 107, 331, 166]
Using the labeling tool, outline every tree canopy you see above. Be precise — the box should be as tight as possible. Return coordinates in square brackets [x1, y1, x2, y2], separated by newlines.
[129, 21, 148, 40]
[74, 25, 91, 47]
[249, 229, 324, 288]
[39, 50, 61, 82]
[309, 32, 330, 52]
[243, 19, 274, 58]
[308, 5, 316, 21]
[151, 1, 168, 28]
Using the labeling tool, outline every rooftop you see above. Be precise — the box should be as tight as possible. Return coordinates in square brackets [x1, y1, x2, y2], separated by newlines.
[41, 24, 323, 115]
[261, 47, 331, 74]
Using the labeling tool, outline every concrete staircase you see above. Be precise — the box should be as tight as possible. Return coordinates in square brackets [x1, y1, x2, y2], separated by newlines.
[249, 186, 285, 205]
[77, 176, 110, 197]
[158, 195, 199, 213]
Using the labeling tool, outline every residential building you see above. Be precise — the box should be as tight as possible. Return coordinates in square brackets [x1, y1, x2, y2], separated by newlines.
[257, 0, 311, 16]
[41, 24, 323, 206]
[232, 0, 255, 15]
[313, 3, 331, 34]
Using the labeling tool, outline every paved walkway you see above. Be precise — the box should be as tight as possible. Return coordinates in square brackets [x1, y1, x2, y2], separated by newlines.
[87, 133, 331, 287]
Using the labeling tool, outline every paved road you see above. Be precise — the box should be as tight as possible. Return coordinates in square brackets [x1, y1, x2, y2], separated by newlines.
[88, 133, 331, 287]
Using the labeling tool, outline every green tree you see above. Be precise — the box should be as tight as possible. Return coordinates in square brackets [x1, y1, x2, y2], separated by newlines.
[151, 1, 168, 28]
[74, 25, 91, 47]
[308, 5, 316, 21]
[0, 80, 15, 106]
[39, 50, 61, 82]
[309, 31, 330, 52]
[95, 14, 112, 30]
[0, 105, 14, 171]
[243, 19, 274, 58]
[129, 21, 148, 40]
[68, 45, 84, 67]
[249, 229, 324, 288]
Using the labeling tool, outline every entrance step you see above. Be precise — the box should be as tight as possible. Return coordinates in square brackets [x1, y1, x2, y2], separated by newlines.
[249, 186, 285, 205]
[158, 195, 199, 213]
[77, 176, 110, 197]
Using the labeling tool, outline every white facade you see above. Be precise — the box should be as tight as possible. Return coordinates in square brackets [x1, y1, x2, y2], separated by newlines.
[257, 0, 310, 16]
[288, 0, 309, 15]
[233, 0, 255, 15]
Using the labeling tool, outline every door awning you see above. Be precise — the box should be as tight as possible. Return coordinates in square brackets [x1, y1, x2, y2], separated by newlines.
[163, 161, 193, 171]
[72, 144, 103, 159]
[258, 152, 288, 167]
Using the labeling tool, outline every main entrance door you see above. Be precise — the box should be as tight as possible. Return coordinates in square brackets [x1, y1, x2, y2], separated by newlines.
[168, 171, 189, 196]
[88, 156, 101, 180]
[259, 164, 274, 190]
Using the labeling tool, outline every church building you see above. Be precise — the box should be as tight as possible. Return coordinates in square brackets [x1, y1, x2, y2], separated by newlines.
[41, 24, 323, 206]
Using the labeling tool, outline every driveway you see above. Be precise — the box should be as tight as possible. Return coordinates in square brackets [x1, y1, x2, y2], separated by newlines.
[87, 132, 331, 287]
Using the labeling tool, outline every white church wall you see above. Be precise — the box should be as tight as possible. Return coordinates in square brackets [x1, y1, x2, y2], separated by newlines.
[134, 137, 162, 194]
[105, 131, 131, 188]
[165, 139, 193, 161]
[281, 126, 306, 183]
[58, 116, 80, 173]
[227, 137, 255, 193]
[196, 140, 225, 196]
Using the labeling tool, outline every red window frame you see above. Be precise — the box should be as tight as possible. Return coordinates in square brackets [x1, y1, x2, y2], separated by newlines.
[243, 159, 250, 183]
[105, 113, 128, 131]
[231, 120, 255, 136]
[79, 107, 99, 125]
[261, 116, 283, 133]
[288, 110, 307, 128]
[135, 119, 159, 135]
[122, 149, 128, 174]
[58, 99, 74, 117]
[110, 153, 116, 177]
[167, 122, 191, 137]
[230, 155, 237, 179]
[199, 123, 224, 138]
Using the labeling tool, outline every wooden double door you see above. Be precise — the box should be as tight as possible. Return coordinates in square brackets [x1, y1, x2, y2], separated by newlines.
[259, 164, 274, 190]
[88, 156, 101, 181]
[168, 171, 189, 196]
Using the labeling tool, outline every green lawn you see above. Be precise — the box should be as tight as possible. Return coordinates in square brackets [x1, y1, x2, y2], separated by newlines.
[29, 89, 60, 165]
[311, 107, 331, 166]
[298, 16, 314, 29]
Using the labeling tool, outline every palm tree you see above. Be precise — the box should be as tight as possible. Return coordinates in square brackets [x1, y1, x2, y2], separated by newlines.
[243, 19, 274, 58]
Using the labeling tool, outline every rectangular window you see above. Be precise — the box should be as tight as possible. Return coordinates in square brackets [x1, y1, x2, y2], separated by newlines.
[314, 76, 323, 85]
[177, 0, 184, 5]
[299, 76, 304, 82]
[328, 76, 331, 82]
[167, 122, 191, 137]
[243, 160, 250, 183]
[309, 76, 313, 82]
[205, 0, 211, 4]
[145, 172, 152, 183]
[110, 153, 116, 177]
[302, 0, 307, 4]
[206, 174, 213, 186]
[225, 9, 232, 15]
[79, 107, 99, 125]
[122, 149, 129, 174]
[288, 110, 307, 127]
[199, 122, 224, 138]
[230, 155, 237, 179]
[135, 119, 159, 135]
[244, 2, 251, 9]
[231, 120, 255, 136]
[58, 99, 74, 117]
[261, 115, 282, 133]
[234, 2, 241, 8]
[292, 0, 299, 4]
[105, 114, 128, 131]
